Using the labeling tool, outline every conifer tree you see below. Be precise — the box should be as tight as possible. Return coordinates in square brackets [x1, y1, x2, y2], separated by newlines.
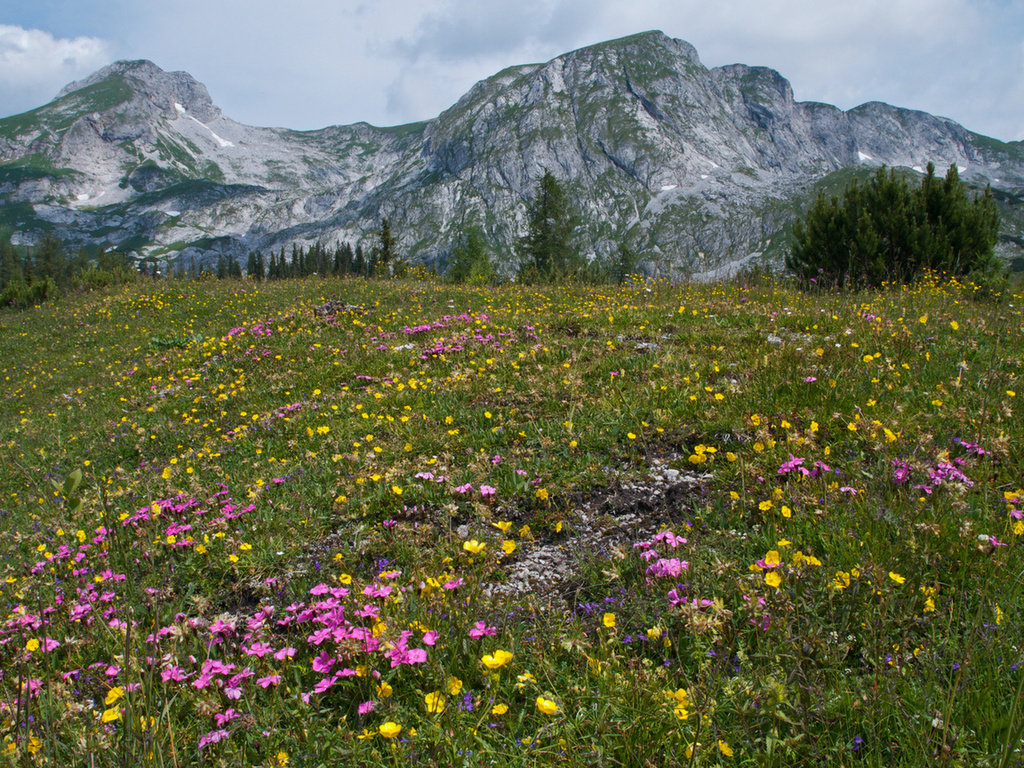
[519, 170, 579, 282]
[787, 164, 999, 287]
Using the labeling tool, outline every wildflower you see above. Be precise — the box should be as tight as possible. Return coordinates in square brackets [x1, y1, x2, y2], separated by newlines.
[536, 696, 559, 715]
[198, 729, 231, 749]
[481, 650, 513, 669]
[535, 488, 549, 502]
[765, 571, 782, 588]
[602, 612, 616, 628]
[378, 722, 401, 738]
[501, 540, 516, 555]
[25, 638, 39, 652]
[377, 681, 393, 698]
[889, 571, 906, 585]
[480, 485, 497, 498]
[516, 671, 535, 689]
[492, 703, 508, 715]
[718, 739, 734, 757]
[105, 687, 124, 706]
[448, 677, 463, 695]
[425, 691, 445, 713]
[463, 540, 486, 554]
[101, 707, 121, 723]
[470, 621, 496, 639]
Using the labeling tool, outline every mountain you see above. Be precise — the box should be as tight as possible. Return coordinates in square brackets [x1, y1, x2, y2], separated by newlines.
[1, 31, 1022, 276]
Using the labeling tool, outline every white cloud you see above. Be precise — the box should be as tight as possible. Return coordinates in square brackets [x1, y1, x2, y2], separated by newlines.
[0, 25, 112, 115]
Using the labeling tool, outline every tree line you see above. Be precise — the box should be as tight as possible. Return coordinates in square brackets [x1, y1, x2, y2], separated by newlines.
[0, 235, 136, 309]
[2, 162, 1000, 310]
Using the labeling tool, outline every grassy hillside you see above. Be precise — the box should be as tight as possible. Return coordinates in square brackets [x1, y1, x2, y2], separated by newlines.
[1, 275, 1022, 766]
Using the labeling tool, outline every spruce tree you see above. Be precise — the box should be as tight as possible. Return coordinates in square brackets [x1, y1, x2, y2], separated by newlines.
[519, 170, 579, 282]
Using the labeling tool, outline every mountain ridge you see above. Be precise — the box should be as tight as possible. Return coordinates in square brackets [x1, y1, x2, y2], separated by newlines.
[1, 30, 1021, 276]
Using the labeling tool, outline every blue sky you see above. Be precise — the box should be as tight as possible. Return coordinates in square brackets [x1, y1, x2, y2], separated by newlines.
[1, 0, 1022, 140]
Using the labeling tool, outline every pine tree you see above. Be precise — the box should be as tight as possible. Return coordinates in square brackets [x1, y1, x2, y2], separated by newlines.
[519, 170, 579, 282]
[787, 165, 998, 288]
[448, 224, 495, 284]
[373, 218, 397, 277]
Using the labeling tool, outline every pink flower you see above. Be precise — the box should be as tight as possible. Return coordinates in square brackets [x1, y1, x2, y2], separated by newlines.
[161, 666, 188, 683]
[480, 485, 497, 498]
[310, 583, 330, 596]
[313, 675, 336, 694]
[646, 558, 688, 578]
[214, 708, 239, 726]
[198, 729, 230, 749]
[469, 621, 496, 639]
[443, 578, 464, 590]
[358, 700, 375, 715]
[209, 618, 235, 635]
[455, 483, 474, 494]
[257, 674, 281, 688]
[422, 630, 438, 646]
[654, 530, 687, 548]
[312, 652, 335, 674]
[274, 647, 297, 661]
[246, 642, 273, 658]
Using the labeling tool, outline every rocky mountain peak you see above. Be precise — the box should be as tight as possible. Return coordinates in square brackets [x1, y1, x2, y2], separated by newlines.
[57, 59, 220, 122]
[0, 33, 1021, 276]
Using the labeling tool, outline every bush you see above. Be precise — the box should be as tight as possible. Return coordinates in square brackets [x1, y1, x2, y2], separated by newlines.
[786, 164, 999, 288]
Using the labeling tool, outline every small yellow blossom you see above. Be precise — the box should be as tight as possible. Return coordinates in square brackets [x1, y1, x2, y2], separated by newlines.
[378, 722, 401, 738]
[536, 696, 559, 715]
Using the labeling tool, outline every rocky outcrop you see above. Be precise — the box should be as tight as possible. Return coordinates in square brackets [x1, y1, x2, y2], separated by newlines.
[1, 32, 1021, 275]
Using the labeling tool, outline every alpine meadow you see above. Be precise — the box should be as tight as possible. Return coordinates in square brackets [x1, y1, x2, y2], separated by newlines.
[2, 27, 1024, 768]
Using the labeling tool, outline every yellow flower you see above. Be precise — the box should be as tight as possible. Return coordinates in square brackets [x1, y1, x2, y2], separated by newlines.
[447, 677, 463, 696]
[602, 612, 616, 628]
[376, 681, 393, 698]
[889, 571, 906, 585]
[646, 626, 662, 641]
[25, 638, 39, 652]
[424, 691, 445, 714]
[101, 707, 121, 723]
[501, 540, 516, 555]
[492, 703, 508, 715]
[105, 687, 124, 705]
[763, 550, 781, 567]
[494, 520, 512, 532]
[718, 739, 734, 757]
[535, 488, 549, 502]
[378, 722, 401, 738]
[758, 500, 772, 511]
[765, 571, 782, 588]
[481, 649, 514, 669]
[462, 540, 486, 554]
[536, 696, 559, 715]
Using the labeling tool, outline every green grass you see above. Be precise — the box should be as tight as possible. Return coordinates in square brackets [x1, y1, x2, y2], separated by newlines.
[0, 274, 1022, 766]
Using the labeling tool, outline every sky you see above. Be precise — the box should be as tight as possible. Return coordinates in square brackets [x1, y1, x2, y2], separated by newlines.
[1, 0, 1022, 141]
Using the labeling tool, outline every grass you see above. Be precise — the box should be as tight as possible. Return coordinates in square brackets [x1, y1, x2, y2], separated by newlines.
[0, 273, 1022, 766]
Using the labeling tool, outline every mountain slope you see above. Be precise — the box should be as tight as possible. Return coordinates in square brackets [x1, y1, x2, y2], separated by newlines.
[1, 31, 1021, 275]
